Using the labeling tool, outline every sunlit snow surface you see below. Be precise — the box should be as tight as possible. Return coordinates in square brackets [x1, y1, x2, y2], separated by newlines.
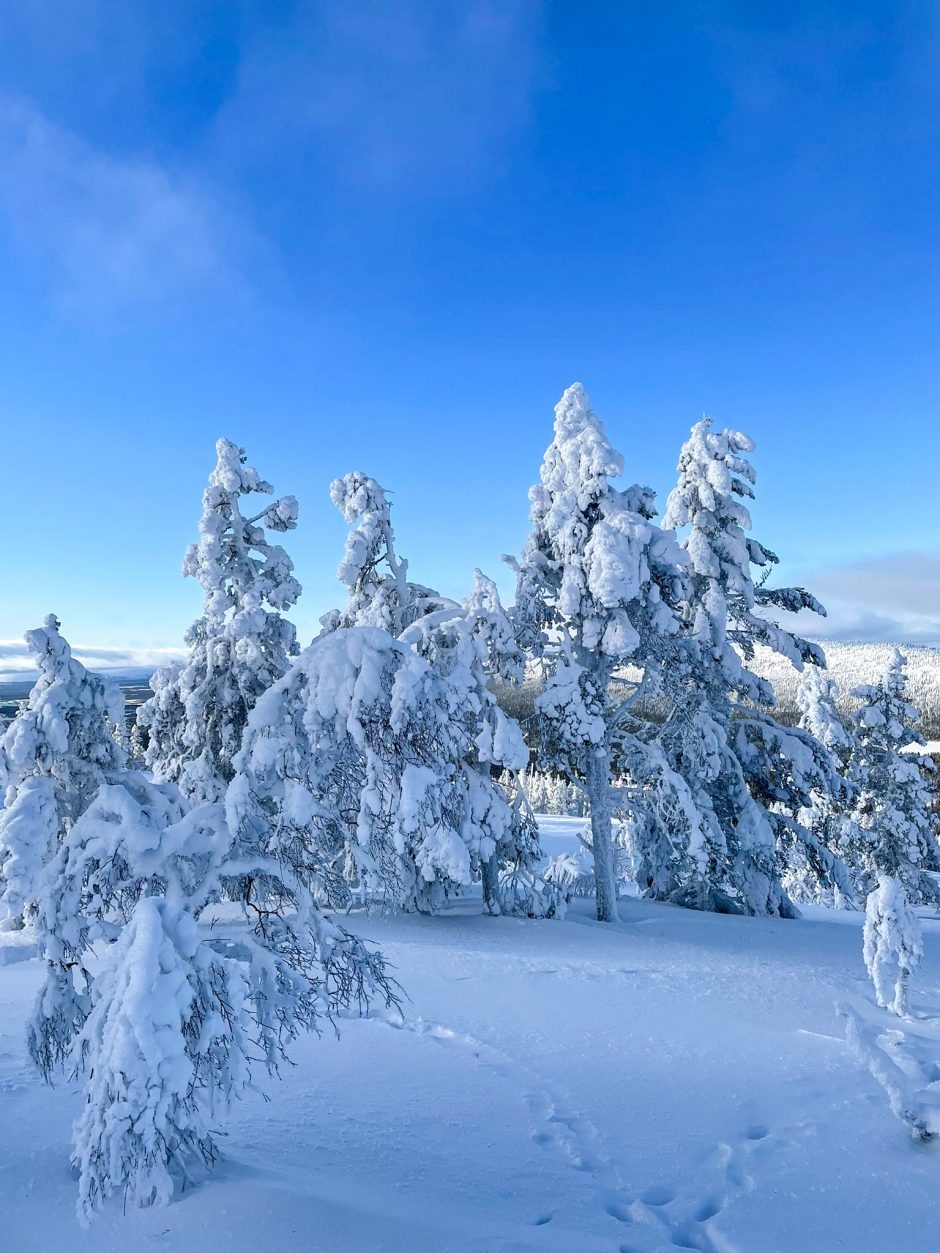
[1, 816, 939, 1251]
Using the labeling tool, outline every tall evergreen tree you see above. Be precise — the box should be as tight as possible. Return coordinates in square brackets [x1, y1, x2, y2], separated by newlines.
[509, 383, 688, 922]
[137, 438, 301, 803]
[656, 417, 838, 917]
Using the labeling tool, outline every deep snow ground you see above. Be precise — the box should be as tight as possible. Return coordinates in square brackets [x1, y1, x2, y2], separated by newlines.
[2, 819, 939, 1252]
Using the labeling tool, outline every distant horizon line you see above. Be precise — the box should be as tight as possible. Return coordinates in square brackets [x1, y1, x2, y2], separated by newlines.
[1, 634, 939, 687]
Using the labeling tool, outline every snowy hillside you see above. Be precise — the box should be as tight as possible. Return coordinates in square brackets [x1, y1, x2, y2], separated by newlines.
[750, 640, 940, 737]
[1, 819, 937, 1252]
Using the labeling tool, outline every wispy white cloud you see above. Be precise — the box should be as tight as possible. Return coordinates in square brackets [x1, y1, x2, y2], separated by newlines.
[775, 550, 940, 645]
[0, 4, 544, 315]
[213, 1, 544, 190]
[0, 640, 184, 681]
[0, 94, 258, 316]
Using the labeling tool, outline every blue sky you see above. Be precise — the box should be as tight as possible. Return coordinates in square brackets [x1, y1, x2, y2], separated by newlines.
[3, 1, 940, 665]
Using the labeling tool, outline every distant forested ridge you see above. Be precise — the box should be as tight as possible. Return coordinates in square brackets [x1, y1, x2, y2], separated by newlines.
[750, 641, 940, 740]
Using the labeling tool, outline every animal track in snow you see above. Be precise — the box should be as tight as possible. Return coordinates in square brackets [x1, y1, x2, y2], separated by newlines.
[619, 1118, 814, 1252]
[368, 1009, 639, 1232]
[605, 1198, 634, 1223]
[640, 1185, 676, 1206]
[367, 1010, 813, 1252]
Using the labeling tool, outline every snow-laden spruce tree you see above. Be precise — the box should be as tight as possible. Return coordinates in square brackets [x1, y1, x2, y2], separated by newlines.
[31, 773, 391, 1219]
[400, 570, 552, 915]
[657, 416, 840, 917]
[863, 874, 922, 1017]
[228, 625, 553, 916]
[844, 649, 940, 905]
[783, 666, 857, 907]
[137, 438, 300, 803]
[0, 616, 123, 928]
[322, 474, 550, 915]
[508, 383, 691, 922]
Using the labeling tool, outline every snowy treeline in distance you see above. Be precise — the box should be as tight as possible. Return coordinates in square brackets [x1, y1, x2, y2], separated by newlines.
[6, 639, 940, 743]
[497, 640, 940, 760]
[752, 639, 940, 742]
[1, 382, 938, 1218]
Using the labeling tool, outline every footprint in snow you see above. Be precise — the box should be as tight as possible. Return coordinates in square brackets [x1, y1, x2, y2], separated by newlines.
[640, 1185, 676, 1207]
[369, 1009, 813, 1251]
[369, 1009, 637, 1225]
[619, 1118, 814, 1253]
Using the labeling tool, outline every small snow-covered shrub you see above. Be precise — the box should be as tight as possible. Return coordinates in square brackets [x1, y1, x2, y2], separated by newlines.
[863, 875, 923, 1017]
[543, 843, 595, 898]
[543, 816, 641, 900]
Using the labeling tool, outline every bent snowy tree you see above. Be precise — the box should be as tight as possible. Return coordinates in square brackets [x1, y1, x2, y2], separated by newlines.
[31, 772, 393, 1219]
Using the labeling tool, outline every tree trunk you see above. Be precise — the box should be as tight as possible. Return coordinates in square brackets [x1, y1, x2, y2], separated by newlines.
[481, 853, 501, 916]
[586, 745, 618, 922]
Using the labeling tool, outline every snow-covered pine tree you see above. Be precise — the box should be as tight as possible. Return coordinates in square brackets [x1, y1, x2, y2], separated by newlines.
[845, 649, 940, 905]
[565, 781, 585, 817]
[784, 667, 857, 907]
[546, 774, 566, 816]
[508, 383, 690, 922]
[863, 874, 923, 1017]
[323, 475, 548, 915]
[405, 570, 552, 915]
[657, 417, 839, 917]
[137, 438, 301, 804]
[230, 626, 496, 912]
[523, 768, 548, 814]
[0, 616, 124, 928]
[31, 772, 392, 1218]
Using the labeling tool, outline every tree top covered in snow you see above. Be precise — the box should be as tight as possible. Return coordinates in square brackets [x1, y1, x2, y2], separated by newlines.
[325, 470, 454, 636]
[183, 437, 301, 622]
[664, 416, 826, 696]
[514, 381, 685, 661]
